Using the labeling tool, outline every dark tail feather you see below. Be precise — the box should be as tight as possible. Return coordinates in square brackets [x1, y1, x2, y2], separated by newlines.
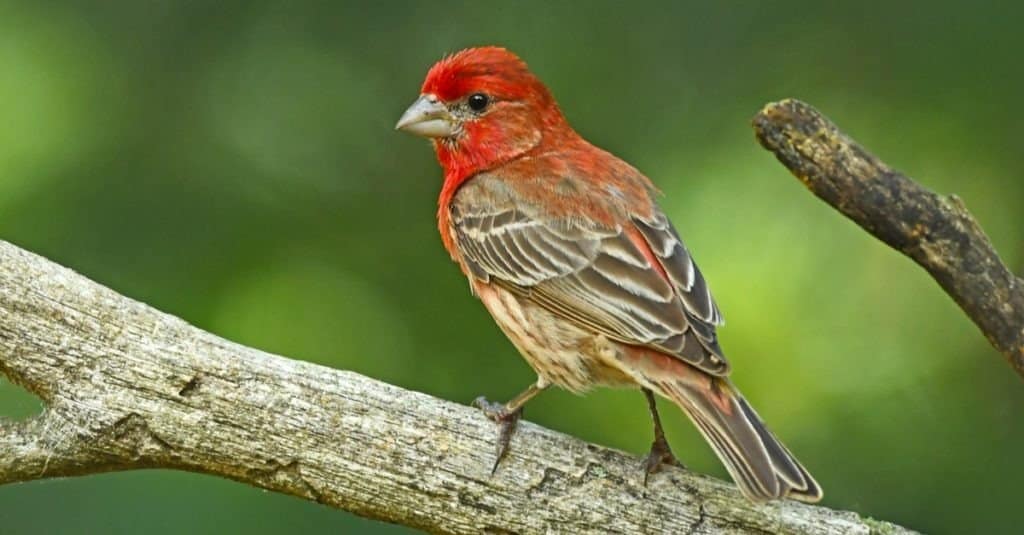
[656, 377, 822, 503]
[735, 396, 822, 502]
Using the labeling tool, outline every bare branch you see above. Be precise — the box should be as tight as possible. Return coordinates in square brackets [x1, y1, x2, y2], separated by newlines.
[753, 99, 1024, 378]
[0, 240, 911, 534]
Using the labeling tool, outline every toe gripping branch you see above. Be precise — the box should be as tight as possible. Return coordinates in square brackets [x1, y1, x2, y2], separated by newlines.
[472, 382, 546, 474]
[642, 388, 682, 485]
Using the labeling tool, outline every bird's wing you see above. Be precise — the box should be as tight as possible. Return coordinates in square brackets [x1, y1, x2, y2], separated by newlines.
[451, 177, 729, 375]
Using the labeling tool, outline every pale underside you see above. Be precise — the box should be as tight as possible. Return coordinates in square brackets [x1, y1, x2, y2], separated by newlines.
[473, 281, 634, 393]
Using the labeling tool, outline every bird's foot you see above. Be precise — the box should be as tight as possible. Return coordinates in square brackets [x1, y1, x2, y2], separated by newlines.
[472, 396, 523, 475]
[642, 434, 684, 486]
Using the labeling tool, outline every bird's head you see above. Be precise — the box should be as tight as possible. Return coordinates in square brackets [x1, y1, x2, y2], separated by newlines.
[396, 47, 572, 176]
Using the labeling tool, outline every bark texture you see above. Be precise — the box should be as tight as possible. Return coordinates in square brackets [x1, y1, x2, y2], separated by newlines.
[754, 99, 1024, 378]
[0, 240, 911, 534]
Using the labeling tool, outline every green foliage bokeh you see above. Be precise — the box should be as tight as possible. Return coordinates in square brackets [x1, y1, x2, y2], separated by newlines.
[1, 1, 1022, 533]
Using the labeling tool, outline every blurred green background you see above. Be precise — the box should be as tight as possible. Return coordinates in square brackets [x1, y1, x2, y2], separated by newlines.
[1, 1, 1021, 533]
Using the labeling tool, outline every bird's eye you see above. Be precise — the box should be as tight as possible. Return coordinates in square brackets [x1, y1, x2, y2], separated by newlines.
[467, 93, 490, 112]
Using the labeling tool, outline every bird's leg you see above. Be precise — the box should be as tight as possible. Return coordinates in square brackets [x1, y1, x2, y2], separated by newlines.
[472, 380, 548, 474]
[642, 388, 683, 485]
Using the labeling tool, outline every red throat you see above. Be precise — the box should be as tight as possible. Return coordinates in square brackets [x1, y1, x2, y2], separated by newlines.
[434, 136, 512, 257]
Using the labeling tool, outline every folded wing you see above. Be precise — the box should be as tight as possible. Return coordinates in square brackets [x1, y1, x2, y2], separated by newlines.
[452, 178, 728, 375]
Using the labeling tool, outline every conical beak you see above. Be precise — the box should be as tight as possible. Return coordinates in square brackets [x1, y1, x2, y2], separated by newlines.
[395, 95, 455, 138]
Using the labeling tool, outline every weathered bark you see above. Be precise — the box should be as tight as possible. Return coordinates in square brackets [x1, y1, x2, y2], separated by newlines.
[754, 99, 1024, 379]
[0, 240, 910, 534]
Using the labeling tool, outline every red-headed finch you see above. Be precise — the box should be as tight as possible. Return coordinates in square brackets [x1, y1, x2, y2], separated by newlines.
[396, 47, 821, 503]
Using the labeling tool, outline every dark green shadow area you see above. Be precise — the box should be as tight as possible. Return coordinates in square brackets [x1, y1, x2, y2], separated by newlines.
[0, 471, 413, 534]
[0, 376, 43, 422]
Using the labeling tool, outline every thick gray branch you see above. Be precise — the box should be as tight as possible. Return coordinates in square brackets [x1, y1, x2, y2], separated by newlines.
[753, 99, 1024, 379]
[0, 240, 912, 534]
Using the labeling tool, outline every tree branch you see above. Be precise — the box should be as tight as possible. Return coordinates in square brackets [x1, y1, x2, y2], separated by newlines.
[0, 239, 911, 534]
[753, 99, 1024, 379]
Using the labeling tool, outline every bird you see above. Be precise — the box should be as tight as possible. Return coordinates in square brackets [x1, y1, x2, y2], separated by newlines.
[395, 46, 822, 503]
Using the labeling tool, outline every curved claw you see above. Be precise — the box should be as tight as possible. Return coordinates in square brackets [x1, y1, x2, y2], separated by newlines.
[472, 396, 523, 474]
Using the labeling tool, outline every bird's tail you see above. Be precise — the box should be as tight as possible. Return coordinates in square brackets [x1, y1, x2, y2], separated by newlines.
[621, 350, 822, 502]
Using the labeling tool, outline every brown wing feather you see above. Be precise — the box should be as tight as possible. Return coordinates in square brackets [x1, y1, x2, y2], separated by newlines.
[452, 174, 730, 375]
